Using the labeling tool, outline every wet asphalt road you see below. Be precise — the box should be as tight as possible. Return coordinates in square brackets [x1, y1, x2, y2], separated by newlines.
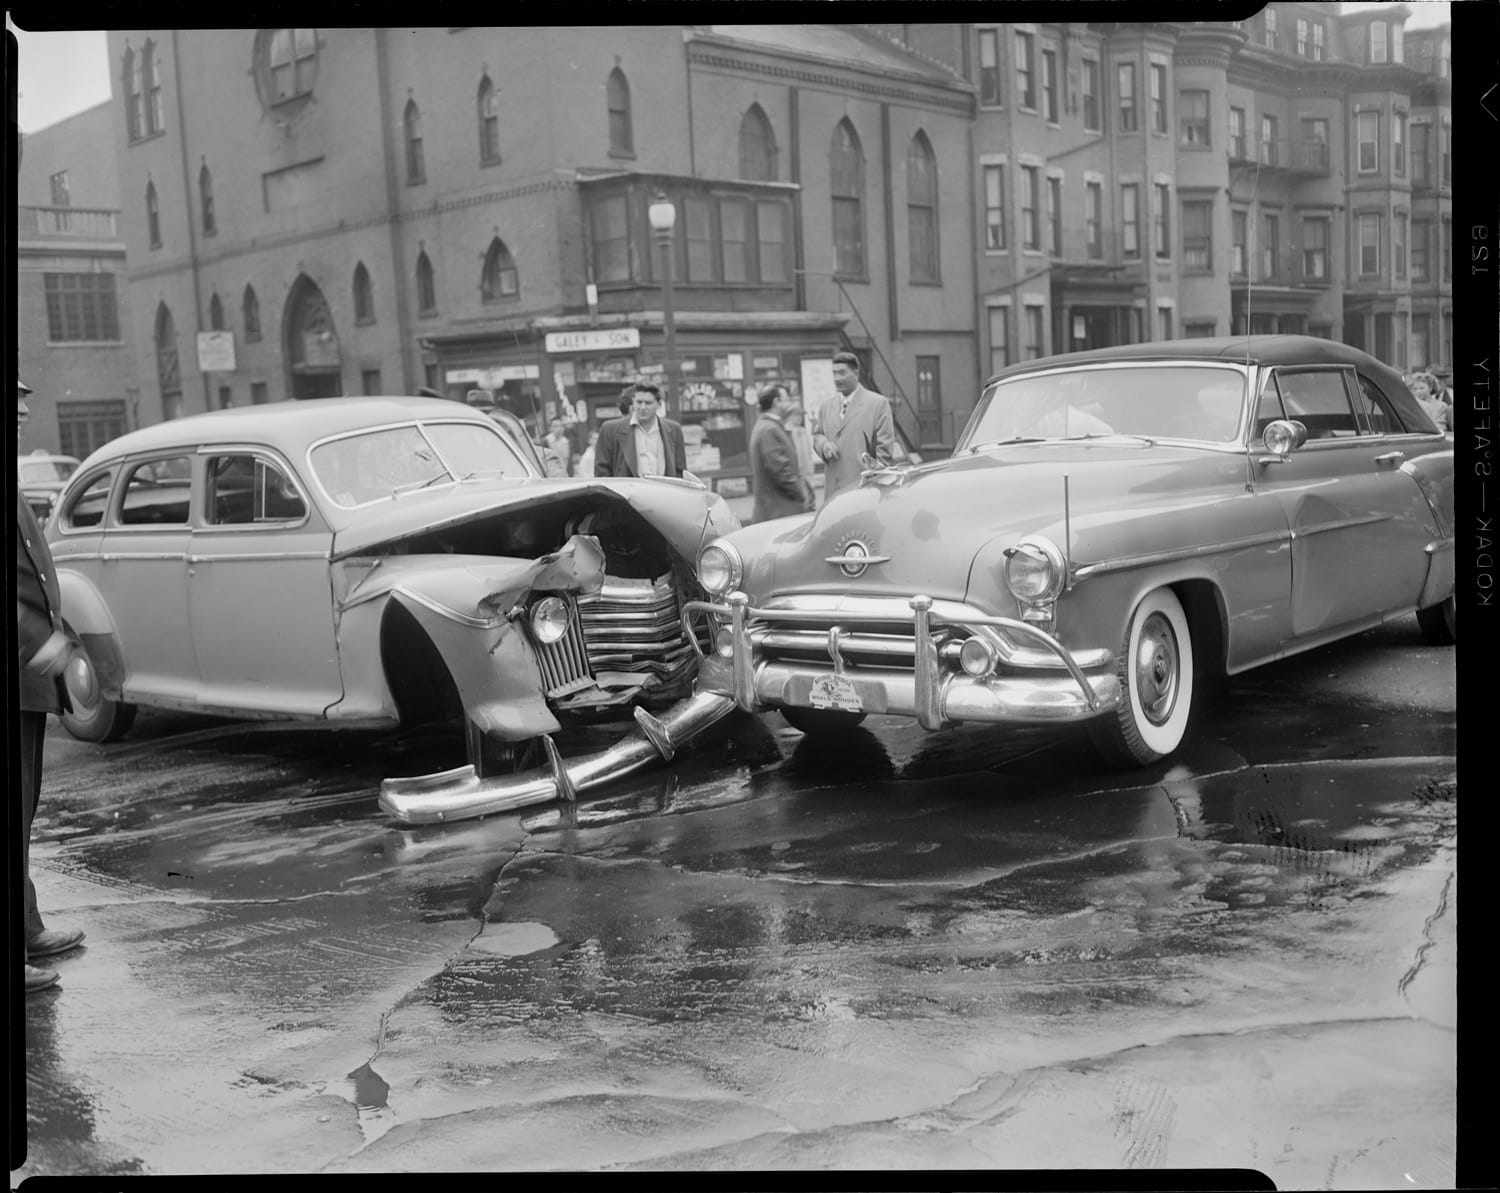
[14, 615, 1456, 1181]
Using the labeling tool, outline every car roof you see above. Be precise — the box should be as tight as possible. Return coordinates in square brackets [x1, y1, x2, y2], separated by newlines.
[76, 396, 502, 465]
[984, 334, 1437, 434]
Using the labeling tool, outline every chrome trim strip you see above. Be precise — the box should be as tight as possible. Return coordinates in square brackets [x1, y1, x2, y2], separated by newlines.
[98, 552, 188, 562]
[1425, 538, 1456, 555]
[1072, 527, 1290, 579]
[1287, 513, 1392, 541]
[824, 552, 892, 566]
[185, 551, 330, 563]
[391, 585, 498, 629]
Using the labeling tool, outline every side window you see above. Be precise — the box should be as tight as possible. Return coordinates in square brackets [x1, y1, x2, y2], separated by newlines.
[1352, 374, 1403, 435]
[1272, 369, 1360, 439]
[60, 469, 116, 530]
[119, 455, 194, 526]
[206, 454, 307, 525]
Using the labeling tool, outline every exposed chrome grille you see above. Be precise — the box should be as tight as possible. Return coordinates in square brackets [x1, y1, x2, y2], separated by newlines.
[755, 617, 936, 672]
[578, 574, 699, 678]
[533, 602, 593, 697]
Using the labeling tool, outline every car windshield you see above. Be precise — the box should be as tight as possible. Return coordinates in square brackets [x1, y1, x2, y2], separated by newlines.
[965, 365, 1248, 447]
[309, 421, 532, 508]
[19, 458, 78, 484]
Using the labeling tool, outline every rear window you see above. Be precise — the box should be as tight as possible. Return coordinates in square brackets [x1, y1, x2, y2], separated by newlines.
[59, 469, 115, 530]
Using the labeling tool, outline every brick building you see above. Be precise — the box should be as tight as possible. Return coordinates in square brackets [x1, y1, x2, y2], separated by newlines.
[16, 102, 140, 458]
[95, 12, 1452, 477]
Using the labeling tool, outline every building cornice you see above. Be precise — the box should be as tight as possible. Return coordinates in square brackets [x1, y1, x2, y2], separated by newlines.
[687, 44, 975, 116]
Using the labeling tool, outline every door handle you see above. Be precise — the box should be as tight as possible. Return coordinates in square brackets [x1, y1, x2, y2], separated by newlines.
[1373, 451, 1405, 467]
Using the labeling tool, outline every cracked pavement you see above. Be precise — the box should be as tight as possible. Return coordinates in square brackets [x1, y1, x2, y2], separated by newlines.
[13, 615, 1456, 1183]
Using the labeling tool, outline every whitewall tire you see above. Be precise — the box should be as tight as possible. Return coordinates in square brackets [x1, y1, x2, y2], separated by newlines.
[1089, 586, 1194, 767]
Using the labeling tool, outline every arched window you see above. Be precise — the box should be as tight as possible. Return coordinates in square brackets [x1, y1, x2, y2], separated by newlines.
[606, 68, 633, 157]
[906, 131, 939, 282]
[353, 263, 375, 323]
[416, 250, 437, 315]
[284, 275, 344, 400]
[243, 285, 262, 341]
[146, 181, 161, 249]
[830, 119, 866, 277]
[122, 46, 142, 141]
[480, 239, 519, 302]
[477, 75, 500, 164]
[141, 39, 163, 135]
[738, 104, 777, 181]
[209, 293, 225, 331]
[155, 304, 182, 419]
[404, 99, 425, 185]
[199, 163, 216, 236]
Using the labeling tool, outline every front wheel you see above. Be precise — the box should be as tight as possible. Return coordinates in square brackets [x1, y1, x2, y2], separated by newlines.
[1088, 587, 1194, 768]
[779, 705, 867, 736]
[57, 634, 136, 744]
[1416, 595, 1455, 645]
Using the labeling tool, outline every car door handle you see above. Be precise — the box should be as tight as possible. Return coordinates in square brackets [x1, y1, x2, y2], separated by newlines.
[1373, 451, 1405, 467]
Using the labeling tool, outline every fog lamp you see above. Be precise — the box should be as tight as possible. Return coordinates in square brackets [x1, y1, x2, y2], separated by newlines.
[958, 637, 996, 677]
[714, 627, 735, 658]
[530, 596, 570, 644]
[698, 540, 743, 597]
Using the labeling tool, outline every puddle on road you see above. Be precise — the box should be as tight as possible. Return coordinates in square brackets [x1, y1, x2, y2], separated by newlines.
[344, 1060, 399, 1147]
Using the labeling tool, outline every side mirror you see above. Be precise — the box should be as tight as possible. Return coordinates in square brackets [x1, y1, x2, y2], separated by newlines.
[1260, 418, 1307, 460]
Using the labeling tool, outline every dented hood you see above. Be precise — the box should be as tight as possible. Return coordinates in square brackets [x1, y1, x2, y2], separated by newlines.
[329, 474, 726, 562]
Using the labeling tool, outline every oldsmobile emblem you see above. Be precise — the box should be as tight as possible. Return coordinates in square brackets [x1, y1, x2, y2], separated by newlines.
[825, 536, 890, 579]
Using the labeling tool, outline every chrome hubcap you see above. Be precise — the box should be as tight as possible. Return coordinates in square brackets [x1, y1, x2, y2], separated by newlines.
[1134, 612, 1178, 727]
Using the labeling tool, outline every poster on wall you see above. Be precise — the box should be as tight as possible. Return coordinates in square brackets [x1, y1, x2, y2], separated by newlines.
[800, 357, 837, 418]
[196, 331, 237, 373]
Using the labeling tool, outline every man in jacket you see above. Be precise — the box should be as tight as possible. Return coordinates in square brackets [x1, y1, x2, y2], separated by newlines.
[15, 380, 89, 993]
[749, 384, 815, 523]
[592, 382, 687, 478]
[811, 351, 896, 502]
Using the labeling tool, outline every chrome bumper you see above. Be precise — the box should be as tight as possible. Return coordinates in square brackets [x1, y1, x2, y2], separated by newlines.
[378, 690, 737, 825]
[682, 593, 1117, 730]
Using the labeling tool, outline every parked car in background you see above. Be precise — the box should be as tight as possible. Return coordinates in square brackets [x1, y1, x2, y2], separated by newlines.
[45, 397, 740, 821]
[18, 450, 80, 520]
[685, 337, 1455, 767]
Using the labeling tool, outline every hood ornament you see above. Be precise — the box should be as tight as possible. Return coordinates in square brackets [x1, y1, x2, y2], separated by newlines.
[825, 536, 889, 579]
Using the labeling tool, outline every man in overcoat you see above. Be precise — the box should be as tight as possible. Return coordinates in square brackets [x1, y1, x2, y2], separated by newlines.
[749, 384, 814, 523]
[15, 380, 89, 993]
[592, 382, 687, 479]
[811, 351, 896, 502]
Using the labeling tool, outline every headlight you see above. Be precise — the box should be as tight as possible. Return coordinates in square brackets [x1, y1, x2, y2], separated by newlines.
[1003, 537, 1067, 603]
[697, 539, 743, 597]
[529, 595, 570, 644]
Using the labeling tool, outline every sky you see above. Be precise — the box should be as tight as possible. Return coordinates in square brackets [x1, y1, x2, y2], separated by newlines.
[6, 5, 1457, 136]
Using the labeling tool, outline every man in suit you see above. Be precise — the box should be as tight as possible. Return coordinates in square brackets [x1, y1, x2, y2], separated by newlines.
[15, 380, 90, 994]
[749, 384, 815, 523]
[811, 351, 897, 502]
[592, 382, 687, 479]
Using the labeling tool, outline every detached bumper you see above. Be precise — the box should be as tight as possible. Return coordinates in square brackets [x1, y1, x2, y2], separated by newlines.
[683, 593, 1117, 730]
[378, 690, 737, 824]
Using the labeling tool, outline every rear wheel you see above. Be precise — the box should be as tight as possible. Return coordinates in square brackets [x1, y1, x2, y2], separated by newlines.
[57, 632, 136, 744]
[1416, 595, 1455, 645]
[779, 706, 868, 735]
[1089, 587, 1194, 768]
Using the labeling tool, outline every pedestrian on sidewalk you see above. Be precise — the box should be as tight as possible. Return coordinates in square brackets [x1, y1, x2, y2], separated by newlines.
[15, 379, 91, 994]
[810, 351, 896, 502]
[749, 384, 815, 522]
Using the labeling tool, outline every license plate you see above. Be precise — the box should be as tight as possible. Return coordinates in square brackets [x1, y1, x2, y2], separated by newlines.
[808, 673, 864, 713]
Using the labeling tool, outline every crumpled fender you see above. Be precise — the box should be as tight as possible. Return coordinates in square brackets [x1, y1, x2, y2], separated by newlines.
[385, 535, 606, 741]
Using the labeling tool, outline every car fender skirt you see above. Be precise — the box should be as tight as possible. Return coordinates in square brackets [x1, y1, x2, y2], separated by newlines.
[377, 689, 737, 824]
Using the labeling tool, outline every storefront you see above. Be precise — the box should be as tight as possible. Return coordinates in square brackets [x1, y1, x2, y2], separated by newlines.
[424, 311, 849, 493]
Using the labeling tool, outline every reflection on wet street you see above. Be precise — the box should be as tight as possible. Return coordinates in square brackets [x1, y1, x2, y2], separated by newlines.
[17, 619, 1456, 1182]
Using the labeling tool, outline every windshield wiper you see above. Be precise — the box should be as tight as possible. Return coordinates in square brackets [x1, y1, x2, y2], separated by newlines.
[1064, 432, 1158, 447]
[391, 471, 456, 495]
[969, 436, 1048, 452]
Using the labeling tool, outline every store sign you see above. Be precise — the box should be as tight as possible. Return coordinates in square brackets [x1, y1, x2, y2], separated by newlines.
[446, 366, 538, 387]
[196, 331, 236, 373]
[544, 328, 640, 354]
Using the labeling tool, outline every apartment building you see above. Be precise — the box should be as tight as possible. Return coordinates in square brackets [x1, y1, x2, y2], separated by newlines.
[16, 102, 140, 458]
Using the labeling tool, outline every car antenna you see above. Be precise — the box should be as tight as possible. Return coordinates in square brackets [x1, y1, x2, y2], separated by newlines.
[1063, 473, 1073, 591]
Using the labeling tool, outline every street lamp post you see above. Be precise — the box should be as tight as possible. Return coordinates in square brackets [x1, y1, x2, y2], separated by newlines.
[647, 190, 680, 421]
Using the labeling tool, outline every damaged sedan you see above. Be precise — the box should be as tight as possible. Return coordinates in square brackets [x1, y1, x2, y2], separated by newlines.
[45, 397, 741, 821]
